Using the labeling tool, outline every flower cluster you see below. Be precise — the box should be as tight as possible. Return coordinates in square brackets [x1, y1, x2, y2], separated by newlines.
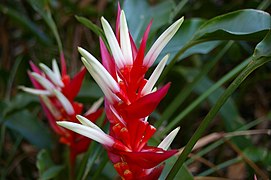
[58, 5, 183, 179]
[20, 53, 103, 165]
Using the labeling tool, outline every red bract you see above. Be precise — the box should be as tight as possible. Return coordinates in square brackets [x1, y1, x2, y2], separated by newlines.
[58, 4, 184, 179]
[21, 53, 103, 165]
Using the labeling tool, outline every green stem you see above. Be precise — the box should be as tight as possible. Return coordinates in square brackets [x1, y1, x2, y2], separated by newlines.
[165, 57, 271, 180]
[155, 41, 233, 128]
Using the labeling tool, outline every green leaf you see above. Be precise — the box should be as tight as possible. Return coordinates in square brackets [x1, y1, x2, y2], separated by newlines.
[37, 149, 64, 179]
[4, 93, 39, 116]
[160, 19, 222, 63]
[123, 0, 175, 44]
[4, 110, 52, 149]
[193, 9, 271, 42]
[253, 30, 271, 58]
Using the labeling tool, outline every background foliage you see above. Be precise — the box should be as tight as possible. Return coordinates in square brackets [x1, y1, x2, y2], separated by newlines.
[1, 0, 271, 179]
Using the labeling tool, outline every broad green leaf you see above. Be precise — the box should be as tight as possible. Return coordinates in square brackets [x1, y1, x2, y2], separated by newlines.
[4, 93, 39, 116]
[0, 5, 51, 45]
[123, 0, 175, 44]
[160, 19, 222, 63]
[253, 30, 271, 58]
[193, 9, 271, 42]
[37, 149, 64, 179]
[4, 110, 52, 149]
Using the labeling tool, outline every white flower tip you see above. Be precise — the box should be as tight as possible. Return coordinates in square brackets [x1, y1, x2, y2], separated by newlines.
[53, 89, 75, 115]
[176, 16, 184, 27]
[76, 114, 104, 133]
[56, 121, 74, 130]
[76, 115, 86, 124]
[78, 47, 87, 56]
[100, 16, 108, 29]
[158, 126, 180, 150]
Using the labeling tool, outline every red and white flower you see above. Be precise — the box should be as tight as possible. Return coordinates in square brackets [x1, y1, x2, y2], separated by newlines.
[58, 4, 183, 179]
[20, 53, 103, 165]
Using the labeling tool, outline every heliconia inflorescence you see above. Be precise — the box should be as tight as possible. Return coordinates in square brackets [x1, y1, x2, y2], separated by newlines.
[57, 4, 184, 179]
[20, 53, 103, 165]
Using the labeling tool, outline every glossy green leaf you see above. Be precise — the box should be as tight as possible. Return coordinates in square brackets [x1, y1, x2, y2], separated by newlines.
[4, 110, 52, 149]
[160, 19, 222, 63]
[123, 0, 175, 44]
[193, 9, 271, 42]
[253, 30, 271, 58]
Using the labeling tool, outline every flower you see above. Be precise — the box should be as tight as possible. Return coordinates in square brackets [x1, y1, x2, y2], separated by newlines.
[57, 116, 180, 179]
[58, 4, 183, 179]
[20, 53, 103, 164]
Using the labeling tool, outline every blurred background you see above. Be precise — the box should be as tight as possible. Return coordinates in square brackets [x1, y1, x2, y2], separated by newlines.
[0, 0, 271, 179]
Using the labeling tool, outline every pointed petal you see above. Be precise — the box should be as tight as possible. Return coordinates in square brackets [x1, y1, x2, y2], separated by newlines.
[78, 47, 120, 93]
[30, 72, 56, 91]
[120, 83, 170, 119]
[101, 17, 125, 68]
[121, 148, 178, 169]
[120, 10, 133, 65]
[62, 67, 86, 101]
[53, 90, 75, 115]
[133, 20, 152, 67]
[143, 17, 184, 67]
[29, 61, 42, 74]
[39, 63, 64, 87]
[81, 57, 119, 103]
[39, 100, 66, 135]
[141, 54, 169, 95]
[158, 127, 180, 150]
[129, 33, 138, 59]
[76, 115, 104, 133]
[115, 2, 121, 41]
[40, 95, 61, 119]
[52, 59, 62, 83]
[85, 97, 104, 115]
[99, 38, 117, 80]
[57, 121, 114, 146]
[141, 164, 165, 180]
[19, 86, 51, 95]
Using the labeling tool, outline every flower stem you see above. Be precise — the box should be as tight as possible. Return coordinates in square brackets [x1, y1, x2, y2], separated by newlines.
[165, 57, 271, 180]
